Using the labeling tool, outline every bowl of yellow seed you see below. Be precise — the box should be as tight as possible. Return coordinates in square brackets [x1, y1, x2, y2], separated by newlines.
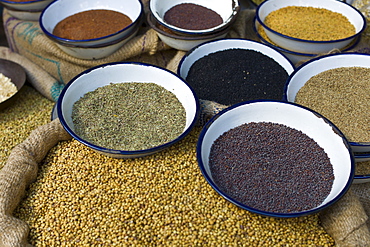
[283, 53, 370, 183]
[256, 0, 366, 54]
[57, 62, 200, 159]
[0, 59, 26, 111]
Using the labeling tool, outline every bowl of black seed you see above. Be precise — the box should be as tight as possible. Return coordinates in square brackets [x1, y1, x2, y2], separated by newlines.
[57, 62, 199, 159]
[178, 38, 295, 106]
[197, 100, 354, 217]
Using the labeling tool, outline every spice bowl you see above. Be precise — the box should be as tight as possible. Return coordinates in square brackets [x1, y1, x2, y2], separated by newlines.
[39, 0, 143, 56]
[147, 13, 230, 51]
[253, 17, 361, 65]
[149, 0, 240, 36]
[256, 0, 366, 54]
[57, 62, 199, 159]
[197, 100, 354, 217]
[0, 59, 26, 111]
[283, 53, 370, 183]
[0, 0, 54, 21]
[177, 38, 294, 106]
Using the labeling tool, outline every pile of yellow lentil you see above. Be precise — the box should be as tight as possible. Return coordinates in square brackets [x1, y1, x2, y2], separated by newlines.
[0, 85, 54, 169]
[1, 84, 335, 246]
[264, 6, 355, 41]
[13, 130, 334, 245]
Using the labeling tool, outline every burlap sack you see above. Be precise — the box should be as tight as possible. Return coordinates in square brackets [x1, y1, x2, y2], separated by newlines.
[1, 3, 370, 246]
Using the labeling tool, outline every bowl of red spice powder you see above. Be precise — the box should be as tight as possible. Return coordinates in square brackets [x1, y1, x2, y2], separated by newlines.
[0, 0, 54, 21]
[256, 0, 366, 54]
[39, 0, 143, 59]
[149, 0, 240, 36]
[197, 100, 354, 217]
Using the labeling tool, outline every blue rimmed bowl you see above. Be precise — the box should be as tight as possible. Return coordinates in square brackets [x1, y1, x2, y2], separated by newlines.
[39, 0, 143, 58]
[256, 0, 366, 54]
[253, 17, 361, 65]
[0, 0, 54, 20]
[197, 100, 354, 217]
[57, 62, 199, 159]
[149, 0, 240, 36]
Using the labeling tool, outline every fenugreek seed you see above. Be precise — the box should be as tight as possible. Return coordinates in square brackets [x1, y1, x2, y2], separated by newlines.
[14, 126, 335, 246]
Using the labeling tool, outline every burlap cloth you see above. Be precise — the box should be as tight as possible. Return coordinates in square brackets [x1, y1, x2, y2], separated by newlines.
[1, 1, 370, 246]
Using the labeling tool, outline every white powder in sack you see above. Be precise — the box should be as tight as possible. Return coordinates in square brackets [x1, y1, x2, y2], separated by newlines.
[0, 73, 17, 103]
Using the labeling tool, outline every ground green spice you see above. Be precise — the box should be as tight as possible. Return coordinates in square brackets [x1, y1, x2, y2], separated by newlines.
[264, 6, 356, 41]
[0, 85, 54, 169]
[72, 82, 186, 151]
[14, 127, 335, 246]
[295, 67, 370, 143]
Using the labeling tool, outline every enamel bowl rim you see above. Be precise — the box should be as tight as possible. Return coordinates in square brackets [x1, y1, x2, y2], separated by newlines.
[57, 61, 200, 158]
[197, 99, 355, 217]
[39, 0, 144, 44]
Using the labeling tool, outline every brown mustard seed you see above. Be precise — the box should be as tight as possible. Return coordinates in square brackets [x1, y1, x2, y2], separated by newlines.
[53, 9, 132, 40]
[264, 6, 356, 41]
[14, 127, 335, 246]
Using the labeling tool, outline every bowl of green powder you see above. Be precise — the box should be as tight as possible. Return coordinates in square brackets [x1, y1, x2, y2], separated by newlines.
[256, 0, 366, 54]
[57, 62, 200, 159]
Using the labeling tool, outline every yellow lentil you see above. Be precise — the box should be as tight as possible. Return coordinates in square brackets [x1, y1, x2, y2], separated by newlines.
[14, 126, 335, 246]
[0, 85, 54, 169]
[264, 6, 356, 41]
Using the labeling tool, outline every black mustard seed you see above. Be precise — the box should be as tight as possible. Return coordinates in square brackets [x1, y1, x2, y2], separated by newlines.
[209, 122, 334, 214]
[185, 49, 289, 105]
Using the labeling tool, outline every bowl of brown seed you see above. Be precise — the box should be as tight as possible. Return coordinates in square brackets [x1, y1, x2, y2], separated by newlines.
[147, 13, 231, 51]
[57, 62, 199, 159]
[283, 53, 370, 183]
[0, 0, 54, 21]
[0, 59, 26, 111]
[256, 0, 366, 54]
[39, 0, 143, 59]
[197, 100, 354, 217]
[149, 0, 240, 36]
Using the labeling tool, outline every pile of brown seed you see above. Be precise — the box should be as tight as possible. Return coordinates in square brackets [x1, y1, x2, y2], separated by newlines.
[295, 67, 370, 143]
[14, 126, 335, 246]
[0, 85, 54, 170]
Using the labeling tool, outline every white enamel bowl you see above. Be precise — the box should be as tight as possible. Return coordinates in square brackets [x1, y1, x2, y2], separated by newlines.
[149, 0, 240, 36]
[178, 38, 295, 80]
[39, 0, 143, 48]
[57, 62, 199, 159]
[197, 100, 354, 217]
[0, 0, 53, 21]
[147, 13, 230, 51]
[253, 17, 361, 65]
[256, 0, 366, 54]
[283, 53, 370, 183]
[0, 59, 26, 111]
